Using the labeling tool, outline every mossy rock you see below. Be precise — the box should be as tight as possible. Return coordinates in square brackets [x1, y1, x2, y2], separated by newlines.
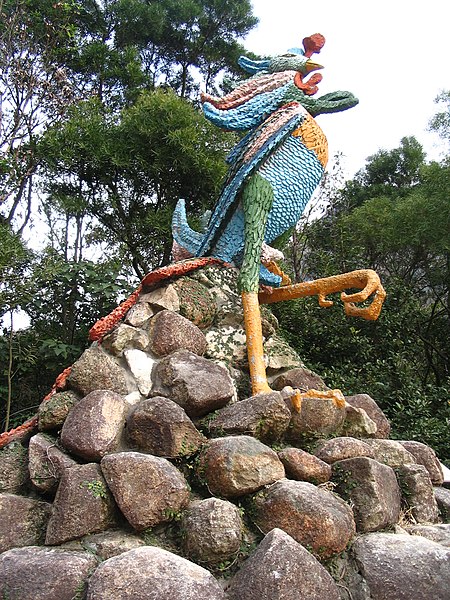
[175, 277, 217, 329]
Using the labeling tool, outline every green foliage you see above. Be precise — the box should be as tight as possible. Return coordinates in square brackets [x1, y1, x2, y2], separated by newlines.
[38, 90, 233, 276]
[276, 137, 450, 461]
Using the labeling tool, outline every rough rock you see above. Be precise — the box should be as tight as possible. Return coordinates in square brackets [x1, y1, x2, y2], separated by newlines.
[362, 438, 416, 468]
[341, 404, 378, 438]
[332, 457, 401, 532]
[272, 366, 328, 392]
[406, 524, 450, 547]
[67, 346, 128, 396]
[396, 464, 440, 523]
[126, 396, 205, 458]
[0, 441, 29, 493]
[38, 390, 79, 431]
[28, 433, 77, 495]
[0, 493, 51, 552]
[101, 452, 189, 530]
[284, 393, 346, 440]
[314, 437, 375, 464]
[264, 335, 302, 371]
[253, 479, 355, 559]
[199, 436, 285, 498]
[205, 325, 248, 363]
[399, 440, 444, 485]
[102, 323, 149, 356]
[82, 530, 146, 559]
[60, 389, 127, 461]
[86, 546, 227, 600]
[175, 277, 217, 328]
[138, 283, 180, 312]
[226, 528, 341, 600]
[0, 547, 98, 600]
[45, 463, 119, 545]
[152, 349, 234, 417]
[278, 447, 331, 484]
[345, 393, 391, 438]
[206, 392, 291, 443]
[435, 486, 450, 521]
[124, 301, 155, 328]
[124, 348, 156, 396]
[348, 533, 450, 600]
[181, 497, 243, 564]
[148, 309, 207, 357]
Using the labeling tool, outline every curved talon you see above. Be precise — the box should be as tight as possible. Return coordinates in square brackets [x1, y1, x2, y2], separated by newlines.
[299, 388, 346, 409]
[318, 293, 333, 307]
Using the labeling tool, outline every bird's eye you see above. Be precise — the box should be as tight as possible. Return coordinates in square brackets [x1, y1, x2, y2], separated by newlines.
[282, 53, 297, 58]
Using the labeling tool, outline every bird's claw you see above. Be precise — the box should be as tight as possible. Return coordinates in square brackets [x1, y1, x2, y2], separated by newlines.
[281, 386, 346, 412]
[259, 269, 386, 322]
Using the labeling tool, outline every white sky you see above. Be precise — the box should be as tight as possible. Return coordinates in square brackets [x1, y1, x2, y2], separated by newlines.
[245, 0, 450, 176]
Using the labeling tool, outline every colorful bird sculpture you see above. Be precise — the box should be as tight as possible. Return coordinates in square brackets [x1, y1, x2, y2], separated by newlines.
[172, 34, 386, 409]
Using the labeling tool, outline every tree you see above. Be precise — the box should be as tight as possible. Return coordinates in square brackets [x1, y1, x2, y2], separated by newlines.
[38, 89, 234, 278]
[274, 137, 450, 460]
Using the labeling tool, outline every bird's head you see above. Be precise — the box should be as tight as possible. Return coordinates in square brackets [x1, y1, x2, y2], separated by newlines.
[268, 52, 323, 76]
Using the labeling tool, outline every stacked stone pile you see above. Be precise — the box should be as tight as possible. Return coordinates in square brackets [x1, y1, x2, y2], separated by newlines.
[1, 264, 450, 599]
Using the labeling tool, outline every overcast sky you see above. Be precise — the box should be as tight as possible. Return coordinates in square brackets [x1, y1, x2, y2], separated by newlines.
[244, 0, 449, 176]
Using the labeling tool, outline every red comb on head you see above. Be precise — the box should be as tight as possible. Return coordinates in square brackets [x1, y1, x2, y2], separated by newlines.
[302, 33, 326, 58]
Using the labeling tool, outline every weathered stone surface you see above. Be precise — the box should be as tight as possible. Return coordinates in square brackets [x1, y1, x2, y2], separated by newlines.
[139, 283, 180, 312]
[175, 277, 217, 328]
[278, 447, 331, 484]
[67, 346, 128, 396]
[127, 396, 205, 458]
[199, 436, 285, 498]
[205, 325, 248, 363]
[362, 438, 416, 468]
[396, 464, 440, 523]
[101, 452, 189, 530]
[0, 547, 98, 600]
[152, 350, 234, 417]
[182, 497, 243, 564]
[272, 366, 328, 392]
[253, 480, 355, 559]
[86, 546, 227, 600]
[264, 335, 302, 371]
[345, 393, 391, 438]
[406, 524, 450, 547]
[60, 389, 127, 461]
[28, 433, 77, 495]
[82, 530, 146, 559]
[349, 533, 450, 600]
[0, 493, 51, 552]
[45, 463, 119, 545]
[125, 300, 155, 328]
[38, 390, 79, 431]
[341, 404, 378, 438]
[207, 392, 291, 443]
[314, 437, 375, 464]
[148, 310, 207, 357]
[124, 348, 156, 396]
[435, 486, 450, 521]
[226, 528, 340, 600]
[102, 323, 149, 356]
[399, 440, 444, 485]
[332, 457, 401, 532]
[284, 393, 346, 440]
[0, 441, 29, 493]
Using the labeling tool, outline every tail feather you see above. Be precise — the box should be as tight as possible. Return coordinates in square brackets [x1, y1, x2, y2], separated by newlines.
[172, 199, 204, 257]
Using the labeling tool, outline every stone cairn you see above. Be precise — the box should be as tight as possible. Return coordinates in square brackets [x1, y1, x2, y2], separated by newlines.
[1, 263, 449, 600]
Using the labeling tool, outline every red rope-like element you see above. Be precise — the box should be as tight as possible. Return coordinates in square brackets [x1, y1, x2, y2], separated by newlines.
[89, 285, 143, 342]
[0, 258, 228, 449]
[0, 366, 73, 450]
